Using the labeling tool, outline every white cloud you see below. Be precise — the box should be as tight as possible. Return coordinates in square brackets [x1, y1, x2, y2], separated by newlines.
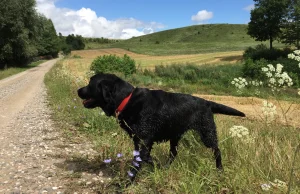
[244, 4, 254, 11]
[36, 0, 164, 39]
[191, 10, 213, 23]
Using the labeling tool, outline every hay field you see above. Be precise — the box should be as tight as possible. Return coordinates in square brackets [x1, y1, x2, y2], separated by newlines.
[64, 48, 243, 77]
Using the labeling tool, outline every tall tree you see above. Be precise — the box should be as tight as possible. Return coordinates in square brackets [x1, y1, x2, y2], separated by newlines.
[0, 0, 38, 67]
[65, 34, 85, 50]
[35, 14, 59, 57]
[280, 0, 300, 49]
[247, 0, 289, 49]
[0, 0, 60, 68]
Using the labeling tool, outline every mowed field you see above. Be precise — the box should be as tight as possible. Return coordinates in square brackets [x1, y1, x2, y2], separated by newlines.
[65, 48, 243, 77]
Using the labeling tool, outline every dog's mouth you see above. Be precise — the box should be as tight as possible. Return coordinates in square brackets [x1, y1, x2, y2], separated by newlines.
[82, 98, 97, 108]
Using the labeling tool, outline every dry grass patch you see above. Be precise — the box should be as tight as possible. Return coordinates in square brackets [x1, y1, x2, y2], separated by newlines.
[70, 48, 242, 70]
[196, 94, 300, 127]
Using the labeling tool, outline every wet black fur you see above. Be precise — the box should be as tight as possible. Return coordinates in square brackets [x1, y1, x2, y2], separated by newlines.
[78, 73, 246, 181]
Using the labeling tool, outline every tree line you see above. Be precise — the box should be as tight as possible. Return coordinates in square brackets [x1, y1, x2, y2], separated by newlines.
[248, 0, 300, 49]
[0, 0, 85, 69]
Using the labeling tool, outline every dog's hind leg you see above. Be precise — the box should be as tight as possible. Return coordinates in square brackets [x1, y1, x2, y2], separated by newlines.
[213, 147, 223, 170]
[194, 113, 223, 170]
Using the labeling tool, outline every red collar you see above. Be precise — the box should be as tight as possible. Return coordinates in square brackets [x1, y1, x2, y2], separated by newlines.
[115, 92, 133, 115]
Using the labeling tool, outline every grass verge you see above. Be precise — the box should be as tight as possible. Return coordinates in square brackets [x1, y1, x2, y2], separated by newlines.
[0, 60, 46, 80]
[44, 60, 300, 193]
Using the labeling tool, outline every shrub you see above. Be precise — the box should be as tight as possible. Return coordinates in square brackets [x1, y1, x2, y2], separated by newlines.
[243, 44, 292, 61]
[242, 55, 300, 87]
[62, 44, 72, 55]
[72, 54, 82, 59]
[242, 58, 268, 80]
[90, 54, 136, 76]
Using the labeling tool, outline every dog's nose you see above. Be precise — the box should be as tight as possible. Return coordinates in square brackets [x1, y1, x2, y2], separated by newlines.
[77, 87, 85, 99]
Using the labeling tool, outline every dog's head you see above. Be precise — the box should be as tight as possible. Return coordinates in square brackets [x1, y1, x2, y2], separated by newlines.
[77, 73, 134, 116]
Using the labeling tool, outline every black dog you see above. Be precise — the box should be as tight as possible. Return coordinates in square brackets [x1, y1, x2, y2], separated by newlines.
[78, 73, 245, 181]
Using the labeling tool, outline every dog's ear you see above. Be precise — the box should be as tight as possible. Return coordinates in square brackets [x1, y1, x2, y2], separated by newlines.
[97, 80, 114, 102]
[96, 80, 117, 116]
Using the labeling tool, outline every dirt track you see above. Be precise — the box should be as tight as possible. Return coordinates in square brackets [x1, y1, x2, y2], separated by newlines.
[0, 60, 103, 193]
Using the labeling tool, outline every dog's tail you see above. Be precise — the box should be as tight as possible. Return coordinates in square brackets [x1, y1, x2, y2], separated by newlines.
[208, 101, 246, 117]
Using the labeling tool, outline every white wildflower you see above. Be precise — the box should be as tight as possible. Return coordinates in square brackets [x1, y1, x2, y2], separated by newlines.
[267, 64, 275, 71]
[294, 50, 300, 55]
[276, 64, 283, 73]
[288, 53, 295, 59]
[266, 72, 272, 78]
[269, 78, 276, 84]
[229, 126, 249, 139]
[270, 179, 287, 189]
[231, 77, 248, 93]
[261, 183, 271, 191]
[261, 100, 277, 123]
[278, 79, 284, 85]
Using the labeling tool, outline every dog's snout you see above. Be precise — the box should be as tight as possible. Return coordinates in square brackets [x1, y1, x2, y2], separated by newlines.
[77, 87, 88, 99]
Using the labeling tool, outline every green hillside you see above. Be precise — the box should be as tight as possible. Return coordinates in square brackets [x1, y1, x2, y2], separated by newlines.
[86, 24, 283, 55]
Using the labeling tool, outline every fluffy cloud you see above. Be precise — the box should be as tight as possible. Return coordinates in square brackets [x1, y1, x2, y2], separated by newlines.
[244, 4, 255, 11]
[36, 0, 164, 39]
[191, 10, 213, 23]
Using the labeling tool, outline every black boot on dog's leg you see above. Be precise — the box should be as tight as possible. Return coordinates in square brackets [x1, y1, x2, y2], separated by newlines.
[127, 140, 153, 184]
[127, 150, 142, 182]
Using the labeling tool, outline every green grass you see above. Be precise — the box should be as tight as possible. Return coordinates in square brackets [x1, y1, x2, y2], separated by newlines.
[125, 63, 300, 101]
[45, 60, 300, 193]
[85, 24, 284, 55]
[0, 60, 46, 80]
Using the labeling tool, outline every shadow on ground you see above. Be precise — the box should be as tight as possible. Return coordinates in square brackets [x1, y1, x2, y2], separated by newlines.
[52, 153, 134, 193]
[215, 55, 243, 62]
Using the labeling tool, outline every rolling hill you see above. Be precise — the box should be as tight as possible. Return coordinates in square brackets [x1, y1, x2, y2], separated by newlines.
[85, 24, 283, 55]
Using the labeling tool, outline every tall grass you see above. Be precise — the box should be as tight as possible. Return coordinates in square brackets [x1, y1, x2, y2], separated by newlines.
[44, 60, 300, 193]
[127, 63, 300, 101]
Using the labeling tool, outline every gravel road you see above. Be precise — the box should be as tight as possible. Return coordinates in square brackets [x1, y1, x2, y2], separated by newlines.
[0, 60, 103, 193]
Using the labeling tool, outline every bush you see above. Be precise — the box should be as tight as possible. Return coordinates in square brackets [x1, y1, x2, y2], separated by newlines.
[272, 57, 300, 87]
[242, 57, 300, 87]
[90, 54, 136, 76]
[243, 44, 292, 61]
[62, 44, 72, 55]
[72, 54, 82, 59]
[242, 58, 268, 80]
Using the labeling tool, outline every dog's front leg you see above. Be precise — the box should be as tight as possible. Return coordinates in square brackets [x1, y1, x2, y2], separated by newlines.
[127, 139, 153, 182]
[133, 135, 140, 151]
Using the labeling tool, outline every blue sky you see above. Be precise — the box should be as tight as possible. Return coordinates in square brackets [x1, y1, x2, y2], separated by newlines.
[36, 0, 255, 39]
